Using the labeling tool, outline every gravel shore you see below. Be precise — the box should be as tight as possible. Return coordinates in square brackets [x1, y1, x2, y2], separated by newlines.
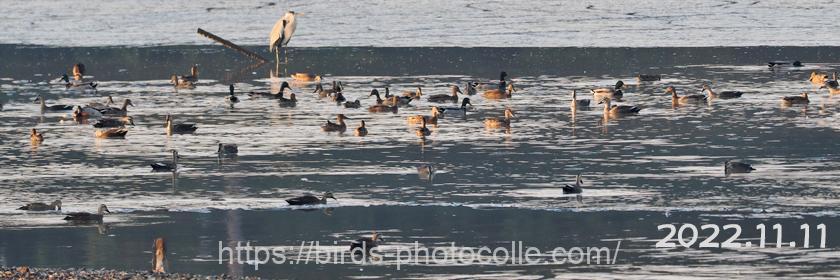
[1, 266, 261, 279]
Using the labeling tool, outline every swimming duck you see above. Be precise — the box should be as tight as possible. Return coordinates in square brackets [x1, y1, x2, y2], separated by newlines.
[724, 160, 755, 176]
[701, 84, 744, 99]
[313, 81, 342, 98]
[407, 107, 442, 125]
[483, 83, 515, 99]
[95, 128, 128, 139]
[92, 116, 134, 128]
[570, 90, 590, 109]
[809, 72, 829, 88]
[74, 105, 103, 119]
[249, 82, 292, 98]
[286, 192, 336, 205]
[479, 71, 509, 91]
[781, 92, 809, 105]
[322, 114, 351, 133]
[63, 204, 110, 222]
[465, 82, 478, 95]
[562, 174, 583, 194]
[99, 99, 134, 116]
[165, 114, 198, 134]
[174, 65, 199, 83]
[278, 93, 298, 107]
[484, 108, 515, 128]
[64, 79, 99, 90]
[291, 72, 321, 82]
[369, 89, 386, 104]
[821, 72, 840, 94]
[637, 74, 661, 82]
[440, 98, 472, 118]
[331, 91, 347, 103]
[350, 232, 384, 254]
[416, 118, 432, 137]
[368, 99, 399, 113]
[402, 87, 423, 99]
[226, 85, 240, 104]
[599, 97, 641, 118]
[355, 121, 368, 136]
[218, 143, 238, 157]
[88, 96, 115, 110]
[665, 86, 706, 104]
[30, 129, 44, 142]
[344, 100, 361, 108]
[591, 81, 624, 100]
[18, 199, 62, 211]
[170, 74, 196, 89]
[428, 86, 461, 103]
[384, 88, 413, 106]
[35, 95, 73, 112]
[150, 150, 179, 172]
[768, 60, 803, 68]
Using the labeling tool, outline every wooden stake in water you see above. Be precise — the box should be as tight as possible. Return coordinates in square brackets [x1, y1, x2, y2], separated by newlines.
[196, 28, 268, 63]
[153, 238, 166, 273]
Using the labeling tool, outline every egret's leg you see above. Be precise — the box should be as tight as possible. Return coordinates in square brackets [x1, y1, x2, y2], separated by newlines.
[275, 49, 280, 75]
[283, 47, 289, 76]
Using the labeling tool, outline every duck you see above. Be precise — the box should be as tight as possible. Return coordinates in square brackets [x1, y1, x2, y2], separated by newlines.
[286, 192, 336, 205]
[74, 105, 103, 119]
[344, 100, 361, 108]
[407, 107, 442, 125]
[464, 82, 478, 95]
[479, 71, 509, 91]
[249, 82, 292, 98]
[724, 160, 755, 176]
[150, 150, 179, 172]
[384, 88, 413, 106]
[416, 118, 432, 137]
[781, 92, 809, 105]
[88, 96, 115, 110]
[95, 128, 128, 139]
[768, 60, 803, 68]
[821, 72, 840, 94]
[313, 81, 342, 98]
[369, 89, 386, 104]
[439, 98, 472, 118]
[165, 114, 198, 134]
[483, 83, 515, 99]
[591, 81, 624, 100]
[63, 204, 110, 222]
[278, 93, 298, 107]
[570, 90, 590, 109]
[18, 199, 62, 211]
[428, 86, 461, 103]
[368, 101, 398, 113]
[402, 87, 423, 99]
[637, 74, 661, 82]
[665, 86, 706, 104]
[355, 121, 368, 136]
[349, 232, 384, 254]
[92, 116, 134, 128]
[35, 95, 73, 112]
[322, 114, 351, 133]
[218, 143, 238, 157]
[809, 72, 829, 88]
[99, 99, 134, 116]
[484, 108, 515, 128]
[291, 72, 321, 82]
[701, 84, 744, 99]
[176, 65, 199, 83]
[562, 174, 584, 194]
[599, 97, 641, 118]
[62, 72, 98, 89]
[331, 91, 347, 103]
[170, 74, 196, 89]
[226, 85, 240, 104]
[30, 129, 44, 142]
[417, 165, 434, 180]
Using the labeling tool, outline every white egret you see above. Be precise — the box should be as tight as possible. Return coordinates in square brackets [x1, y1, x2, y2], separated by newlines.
[269, 11, 300, 73]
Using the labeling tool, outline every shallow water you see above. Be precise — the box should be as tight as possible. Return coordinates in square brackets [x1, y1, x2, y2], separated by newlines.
[1, 45, 839, 278]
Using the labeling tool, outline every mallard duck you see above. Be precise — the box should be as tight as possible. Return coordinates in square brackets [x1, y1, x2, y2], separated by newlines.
[768, 60, 803, 68]
[478, 71, 509, 90]
[344, 100, 361, 108]
[428, 86, 461, 103]
[331, 91, 347, 103]
[637, 74, 661, 82]
[368, 101, 398, 113]
[665, 86, 706, 104]
[95, 128, 128, 138]
[821, 72, 840, 94]
[165, 114, 197, 134]
[63, 204, 110, 222]
[172, 65, 199, 83]
[286, 192, 336, 205]
[599, 97, 641, 117]
[313, 81, 341, 98]
[701, 84, 744, 99]
[35, 95, 73, 112]
[350, 232, 384, 254]
[88, 96, 115, 110]
[809, 71, 829, 88]
[150, 150, 179, 172]
[30, 129, 44, 142]
[278, 93, 298, 107]
[92, 116, 134, 128]
[571, 90, 590, 108]
[402, 87, 423, 99]
[170, 74, 196, 89]
[74, 105, 103, 119]
[562, 174, 583, 194]
[291, 73, 321, 82]
[416, 118, 432, 137]
[464, 82, 478, 95]
[484, 108, 515, 128]
[483, 83, 515, 99]
[440, 98, 471, 118]
[322, 114, 351, 132]
[249, 82, 292, 98]
[355, 121, 368, 136]
[724, 160, 755, 176]
[99, 99, 134, 116]
[18, 199, 62, 211]
[226, 85, 240, 104]
[781, 92, 809, 105]
[407, 107, 442, 125]
[591, 81, 624, 100]
[384, 88, 413, 106]
[218, 143, 238, 157]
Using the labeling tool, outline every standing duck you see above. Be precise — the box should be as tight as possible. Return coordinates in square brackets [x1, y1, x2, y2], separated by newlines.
[666, 86, 706, 105]
[226, 85, 240, 105]
[484, 108, 516, 128]
[99, 99, 134, 116]
[781, 93, 809, 105]
[355, 121, 368, 136]
[701, 84, 744, 99]
[407, 107, 442, 125]
[63, 204, 110, 222]
[92, 116, 134, 128]
[724, 160, 755, 176]
[286, 192, 337, 205]
[18, 199, 62, 211]
[218, 143, 238, 157]
[30, 129, 44, 142]
[150, 150, 179, 172]
[591, 81, 624, 100]
[35, 95, 73, 112]
[440, 98, 471, 118]
[95, 128, 128, 139]
[165, 114, 198, 134]
[322, 114, 351, 133]
[562, 174, 584, 194]
[350, 232, 384, 254]
[599, 97, 641, 118]
[570, 90, 590, 109]
[428, 86, 461, 103]
[416, 118, 432, 138]
[170, 74, 196, 89]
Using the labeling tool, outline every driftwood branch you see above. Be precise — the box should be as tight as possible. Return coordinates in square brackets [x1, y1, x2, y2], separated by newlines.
[197, 28, 268, 63]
